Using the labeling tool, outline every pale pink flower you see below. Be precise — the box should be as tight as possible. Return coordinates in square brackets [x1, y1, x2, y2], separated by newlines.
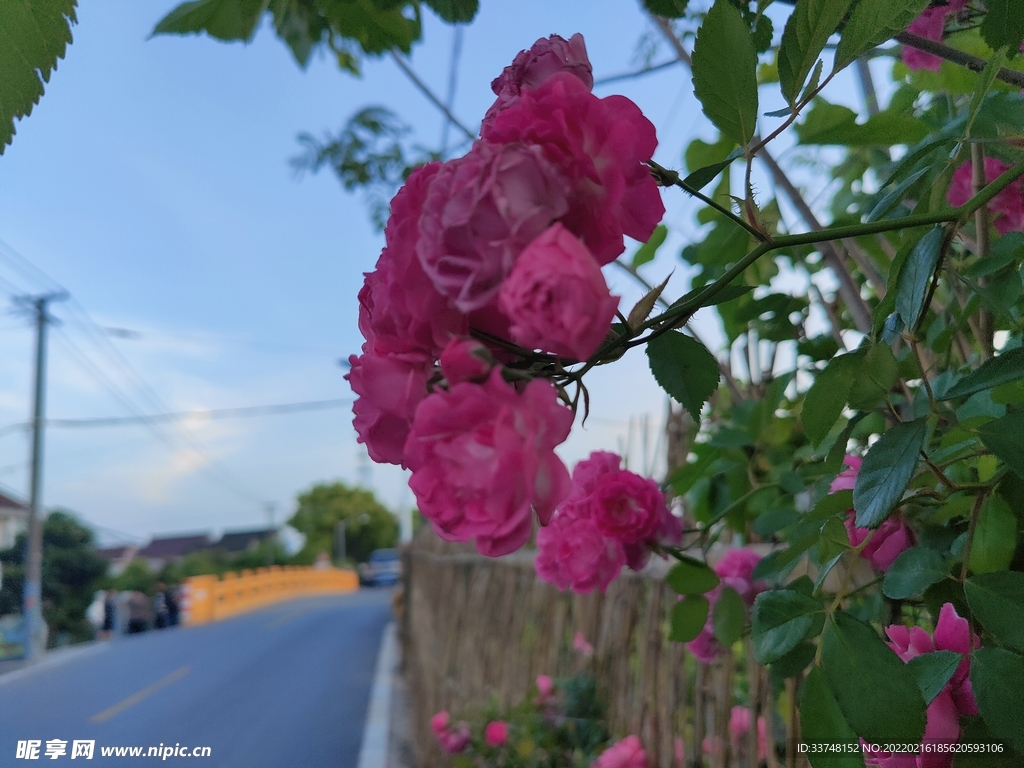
[729, 706, 768, 761]
[947, 158, 1024, 235]
[405, 369, 573, 556]
[347, 348, 432, 466]
[483, 73, 664, 265]
[592, 735, 648, 768]
[484, 34, 594, 129]
[573, 631, 595, 657]
[417, 141, 570, 312]
[439, 338, 493, 384]
[431, 711, 471, 755]
[484, 721, 509, 747]
[498, 223, 619, 360]
[535, 674, 555, 703]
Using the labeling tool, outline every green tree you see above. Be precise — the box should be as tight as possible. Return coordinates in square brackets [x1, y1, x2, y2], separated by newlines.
[113, 558, 157, 595]
[0, 510, 107, 646]
[288, 482, 398, 564]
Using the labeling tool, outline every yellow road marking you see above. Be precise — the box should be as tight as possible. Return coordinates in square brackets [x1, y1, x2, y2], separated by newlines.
[90, 665, 191, 724]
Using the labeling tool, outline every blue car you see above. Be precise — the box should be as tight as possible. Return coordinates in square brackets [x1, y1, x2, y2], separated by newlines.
[359, 548, 401, 587]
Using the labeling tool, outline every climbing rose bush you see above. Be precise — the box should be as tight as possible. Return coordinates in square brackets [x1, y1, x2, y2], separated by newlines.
[830, 456, 914, 571]
[686, 547, 766, 663]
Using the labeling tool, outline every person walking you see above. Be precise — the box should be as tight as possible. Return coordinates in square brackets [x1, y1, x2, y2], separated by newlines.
[126, 590, 150, 634]
[100, 589, 117, 639]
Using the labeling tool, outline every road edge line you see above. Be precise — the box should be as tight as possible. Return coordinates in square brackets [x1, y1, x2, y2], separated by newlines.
[356, 620, 396, 768]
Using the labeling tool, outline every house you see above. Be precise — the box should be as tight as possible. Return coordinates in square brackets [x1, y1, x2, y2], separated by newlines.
[137, 533, 211, 572]
[95, 545, 138, 577]
[0, 489, 28, 551]
[216, 527, 277, 556]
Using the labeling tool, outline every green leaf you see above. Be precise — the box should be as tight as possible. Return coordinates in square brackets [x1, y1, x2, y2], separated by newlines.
[895, 226, 944, 331]
[882, 547, 949, 599]
[808, 490, 855, 522]
[772, 641, 817, 678]
[0, 0, 78, 153]
[642, 0, 689, 18]
[751, 589, 823, 664]
[866, 167, 930, 223]
[853, 418, 928, 529]
[681, 147, 744, 191]
[665, 557, 720, 595]
[778, 0, 854, 104]
[691, 0, 759, 145]
[971, 647, 1024, 754]
[670, 596, 710, 642]
[646, 331, 721, 421]
[422, 0, 478, 23]
[803, 352, 862, 445]
[818, 516, 851, 563]
[669, 446, 721, 497]
[821, 611, 926, 744]
[980, 0, 1024, 53]
[712, 585, 746, 646]
[965, 572, 1024, 654]
[801, 667, 866, 768]
[833, 0, 930, 71]
[632, 224, 668, 268]
[153, 0, 266, 41]
[942, 347, 1024, 400]
[795, 98, 930, 146]
[978, 410, 1024, 479]
[968, 495, 1017, 574]
[907, 650, 962, 705]
[848, 344, 899, 410]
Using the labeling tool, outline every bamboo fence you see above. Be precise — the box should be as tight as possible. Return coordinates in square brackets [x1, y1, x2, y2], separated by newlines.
[400, 528, 801, 768]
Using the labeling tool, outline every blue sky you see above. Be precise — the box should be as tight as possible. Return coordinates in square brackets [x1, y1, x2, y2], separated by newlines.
[0, 1, 870, 544]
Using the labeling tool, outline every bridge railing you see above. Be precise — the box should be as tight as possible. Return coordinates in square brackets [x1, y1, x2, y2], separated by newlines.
[182, 566, 358, 624]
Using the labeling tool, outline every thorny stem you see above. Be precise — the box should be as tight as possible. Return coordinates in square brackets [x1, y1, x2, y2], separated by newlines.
[897, 32, 1024, 89]
[650, 161, 767, 242]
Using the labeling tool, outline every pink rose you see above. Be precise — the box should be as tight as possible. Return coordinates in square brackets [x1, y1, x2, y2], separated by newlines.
[484, 33, 594, 129]
[431, 712, 471, 755]
[358, 162, 466, 357]
[592, 736, 648, 768]
[829, 455, 862, 493]
[498, 224, 619, 360]
[947, 158, 1024, 235]
[417, 141, 570, 312]
[484, 721, 509, 747]
[729, 706, 768, 762]
[483, 73, 664, 265]
[866, 690, 959, 768]
[535, 506, 626, 593]
[535, 674, 555, 703]
[686, 547, 765, 662]
[565, 451, 623, 504]
[902, 8, 947, 72]
[439, 338, 493, 384]
[405, 369, 573, 556]
[347, 348, 432, 466]
[573, 631, 595, 657]
[830, 456, 914, 571]
[430, 711, 451, 737]
[589, 470, 666, 545]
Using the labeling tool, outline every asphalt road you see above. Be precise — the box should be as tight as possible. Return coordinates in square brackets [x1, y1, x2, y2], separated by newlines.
[0, 589, 393, 767]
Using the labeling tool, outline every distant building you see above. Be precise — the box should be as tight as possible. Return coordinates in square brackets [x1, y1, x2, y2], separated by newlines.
[0, 489, 28, 551]
[137, 533, 211, 572]
[95, 545, 139, 576]
[216, 527, 277, 556]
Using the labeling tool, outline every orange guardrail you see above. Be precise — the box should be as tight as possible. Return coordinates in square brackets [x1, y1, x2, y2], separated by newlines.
[181, 566, 359, 625]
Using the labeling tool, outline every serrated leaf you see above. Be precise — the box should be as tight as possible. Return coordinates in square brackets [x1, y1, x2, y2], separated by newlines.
[895, 226, 944, 331]
[681, 147, 744, 191]
[692, 0, 759, 145]
[853, 418, 928, 529]
[0, 0, 78, 153]
[848, 344, 899, 410]
[977, 410, 1024, 479]
[665, 557, 720, 595]
[712, 585, 746, 646]
[971, 647, 1024, 754]
[965, 571, 1024, 654]
[796, 98, 929, 146]
[631, 225, 668, 269]
[778, 0, 853, 104]
[801, 667, 866, 768]
[866, 167, 930, 223]
[942, 347, 1024, 400]
[833, 0, 930, 71]
[751, 589, 823, 664]
[670, 596, 709, 642]
[980, 0, 1024, 53]
[643, 0, 689, 18]
[802, 352, 862, 445]
[772, 641, 817, 679]
[907, 650, 961, 705]
[646, 331, 721, 421]
[968, 495, 1017, 574]
[822, 611, 926, 744]
[153, 0, 267, 41]
[423, 0, 478, 23]
[882, 546, 949, 599]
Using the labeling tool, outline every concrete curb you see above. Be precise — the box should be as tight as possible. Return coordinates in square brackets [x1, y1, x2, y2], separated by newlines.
[357, 621, 397, 768]
[0, 640, 110, 686]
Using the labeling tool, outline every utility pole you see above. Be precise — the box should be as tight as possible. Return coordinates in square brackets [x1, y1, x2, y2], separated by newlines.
[264, 502, 276, 566]
[17, 292, 66, 662]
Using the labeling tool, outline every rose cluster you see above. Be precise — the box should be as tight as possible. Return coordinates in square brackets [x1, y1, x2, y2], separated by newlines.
[685, 547, 767, 664]
[830, 456, 914, 571]
[947, 157, 1024, 236]
[535, 451, 682, 593]
[348, 34, 665, 557]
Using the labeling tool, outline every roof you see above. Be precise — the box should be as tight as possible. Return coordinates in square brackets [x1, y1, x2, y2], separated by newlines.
[217, 528, 277, 553]
[137, 534, 211, 559]
[0, 490, 28, 512]
[96, 545, 136, 561]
